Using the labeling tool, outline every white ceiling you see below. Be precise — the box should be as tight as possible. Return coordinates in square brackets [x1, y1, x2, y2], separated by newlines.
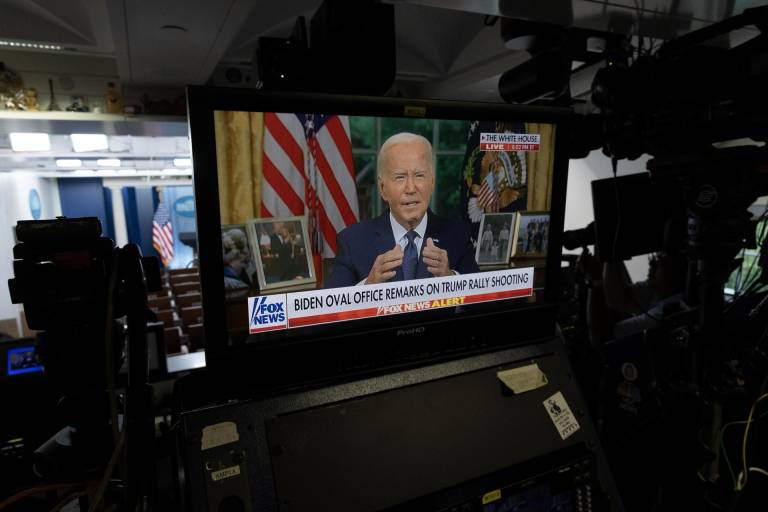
[0, 0, 763, 172]
[1, 0, 764, 98]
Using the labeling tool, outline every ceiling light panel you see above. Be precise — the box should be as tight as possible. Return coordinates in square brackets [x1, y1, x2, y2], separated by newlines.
[71, 134, 109, 152]
[0, 40, 62, 50]
[96, 158, 121, 167]
[56, 159, 82, 168]
[9, 133, 51, 152]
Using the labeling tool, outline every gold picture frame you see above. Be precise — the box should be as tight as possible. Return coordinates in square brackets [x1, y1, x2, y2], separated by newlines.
[246, 216, 316, 292]
[221, 223, 257, 291]
[476, 212, 517, 266]
[513, 211, 550, 259]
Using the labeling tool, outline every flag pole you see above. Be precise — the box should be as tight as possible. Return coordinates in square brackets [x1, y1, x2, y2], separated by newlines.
[304, 114, 323, 284]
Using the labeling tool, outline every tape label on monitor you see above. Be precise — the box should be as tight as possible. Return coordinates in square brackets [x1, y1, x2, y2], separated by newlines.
[211, 465, 241, 482]
[201, 421, 240, 450]
[498, 363, 548, 394]
[480, 132, 540, 151]
[543, 391, 581, 440]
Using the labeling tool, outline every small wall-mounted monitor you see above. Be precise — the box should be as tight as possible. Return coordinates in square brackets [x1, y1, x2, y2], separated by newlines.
[187, 87, 570, 390]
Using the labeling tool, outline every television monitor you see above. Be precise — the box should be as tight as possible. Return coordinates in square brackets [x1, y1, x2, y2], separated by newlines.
[187, 87, 570, 390]
[1, 338, 44, 379]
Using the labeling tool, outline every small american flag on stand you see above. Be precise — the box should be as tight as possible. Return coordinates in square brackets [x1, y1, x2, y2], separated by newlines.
[152, 201, 174, 267]
[477, 171, 499, 212]
[261, 112, 359, 258]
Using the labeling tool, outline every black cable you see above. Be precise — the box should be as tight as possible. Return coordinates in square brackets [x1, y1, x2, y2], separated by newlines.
[611, 158, 621, 262]
[483, 15, 499, 27]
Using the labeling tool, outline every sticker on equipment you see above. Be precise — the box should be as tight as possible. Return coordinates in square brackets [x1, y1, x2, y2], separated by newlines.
[543, 391, 581, 440]
[211, 465, 241, 482]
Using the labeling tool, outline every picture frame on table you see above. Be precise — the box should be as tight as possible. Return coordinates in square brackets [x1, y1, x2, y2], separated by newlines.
[475, 212, 517, 266]
[513, 211, 550, 259]
[246, 216, 316, 291]
[221, 224, 258, 290]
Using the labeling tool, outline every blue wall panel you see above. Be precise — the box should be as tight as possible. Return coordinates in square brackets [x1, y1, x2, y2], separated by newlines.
[57, 178, 114, 240]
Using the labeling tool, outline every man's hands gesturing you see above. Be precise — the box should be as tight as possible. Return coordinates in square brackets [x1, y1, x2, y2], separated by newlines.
[365, 244, 403, 284]
[422, 238, 450, 277]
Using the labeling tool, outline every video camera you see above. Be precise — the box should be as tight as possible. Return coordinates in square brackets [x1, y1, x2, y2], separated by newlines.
[591, 6, 768, 161]
[555, 7, 768, 508]
[7, 217, 160, 509]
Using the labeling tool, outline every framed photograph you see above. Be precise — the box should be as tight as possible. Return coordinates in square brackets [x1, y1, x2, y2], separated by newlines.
[476, 212, 517, 266]
[247, 216, 316, 291]
[514, 211, 550, 258]
[221, 224, 258, 290]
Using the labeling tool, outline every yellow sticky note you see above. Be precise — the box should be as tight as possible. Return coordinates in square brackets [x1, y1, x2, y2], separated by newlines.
[201, 421, 239, 451]
[482, 489, 502, 505]
[497, 363, 548, 394]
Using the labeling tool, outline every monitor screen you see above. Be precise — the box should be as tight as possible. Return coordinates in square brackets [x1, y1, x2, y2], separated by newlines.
[7, 345, 44, 377]
[189, 89, 569, 377]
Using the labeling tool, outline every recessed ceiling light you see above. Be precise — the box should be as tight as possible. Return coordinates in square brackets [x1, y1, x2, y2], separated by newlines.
[71, 134, 109, 152]
[9, 133, 51, 152]
[173, 158, 191, 167]
[56, 159, 82, 168]
[96, 158, 121, 167]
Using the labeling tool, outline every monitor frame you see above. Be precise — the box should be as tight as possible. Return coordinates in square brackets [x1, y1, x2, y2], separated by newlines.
[1, 337, 42, 380]
[187, 86, 571, 391]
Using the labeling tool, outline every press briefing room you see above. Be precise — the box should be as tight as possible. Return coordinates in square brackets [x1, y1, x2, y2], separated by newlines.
[2, 1, 768, 511]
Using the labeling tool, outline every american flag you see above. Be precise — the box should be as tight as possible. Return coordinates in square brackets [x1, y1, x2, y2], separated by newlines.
[152, 201, 174, 266]
[261, 112, 359, 257]
[477, 171, 499, 212]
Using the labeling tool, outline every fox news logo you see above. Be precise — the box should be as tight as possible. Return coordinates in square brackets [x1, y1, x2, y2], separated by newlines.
[248, 295, 288, 333]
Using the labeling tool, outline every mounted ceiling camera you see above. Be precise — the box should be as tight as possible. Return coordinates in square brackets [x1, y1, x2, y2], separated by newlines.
[255, 0, 395, 95]
[498, 16, 625, 105]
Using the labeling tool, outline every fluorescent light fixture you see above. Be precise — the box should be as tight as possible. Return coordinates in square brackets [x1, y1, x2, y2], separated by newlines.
[70, 134, 109, 152]
[173, 158, 192, 167]
[96, 158, 121, 167]
[9, 133, 51, 152]
[56, 159, 82, 168]
[72, 170, 96, 176]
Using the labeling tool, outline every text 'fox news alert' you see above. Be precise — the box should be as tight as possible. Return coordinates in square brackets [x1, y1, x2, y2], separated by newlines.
[248, 267, 534, 334]
[479, 132, 540, 152]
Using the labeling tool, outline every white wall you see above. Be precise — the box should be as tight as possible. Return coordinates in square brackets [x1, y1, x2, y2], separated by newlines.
[564, 149, 652, 282]
[0, 174, 62, 321]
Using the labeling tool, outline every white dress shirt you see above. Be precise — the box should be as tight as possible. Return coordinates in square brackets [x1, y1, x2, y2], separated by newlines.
[358, 213, 429, 285]
[389, 212, 428, 254]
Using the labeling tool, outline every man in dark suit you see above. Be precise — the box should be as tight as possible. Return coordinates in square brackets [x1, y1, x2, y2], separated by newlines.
[269, 222, 295, 282]
[326, 132, 479, 288]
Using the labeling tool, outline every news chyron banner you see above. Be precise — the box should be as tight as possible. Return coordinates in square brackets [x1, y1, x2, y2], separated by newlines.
[480, 132, 540, 152]
[248, 267, 534, 334]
